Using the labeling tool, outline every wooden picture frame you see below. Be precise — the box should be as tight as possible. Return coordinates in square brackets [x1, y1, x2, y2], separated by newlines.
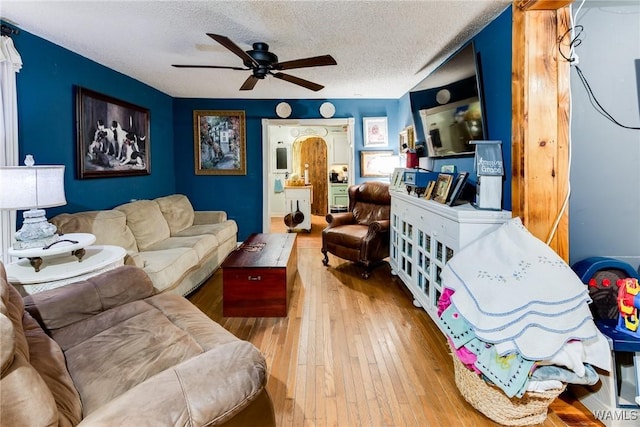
[194, 110, 246, 175]
[363, 117, 388, 147]
[75, 86, 150, 179]
[433, 173, 454, 203]
[424, 180, 437, 200]
[360, 150, 395, 177]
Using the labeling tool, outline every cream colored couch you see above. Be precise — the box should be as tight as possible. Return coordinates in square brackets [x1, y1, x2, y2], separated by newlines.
[50, 194, 237, 296]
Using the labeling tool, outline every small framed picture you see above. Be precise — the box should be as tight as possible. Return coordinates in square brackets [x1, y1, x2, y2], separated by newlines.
[363, 117, 388, 147]
[446, 172, 469, 206]
[390, 167, 406, 191]
[433, 174, 454, 204]
[424, 180, 437, 200]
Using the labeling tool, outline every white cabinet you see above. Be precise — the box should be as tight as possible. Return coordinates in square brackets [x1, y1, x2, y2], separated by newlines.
[390, 191, 511, 330]
[284, 186, 313, 232]
[330, 135, 350, 165]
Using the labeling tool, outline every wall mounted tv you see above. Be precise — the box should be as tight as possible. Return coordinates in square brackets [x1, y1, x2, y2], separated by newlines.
[410, 42, 486, 158]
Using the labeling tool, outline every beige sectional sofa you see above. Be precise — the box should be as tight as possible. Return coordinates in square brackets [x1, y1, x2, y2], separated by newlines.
[0, 263, 275, 426]
[50, 194, 237, 296]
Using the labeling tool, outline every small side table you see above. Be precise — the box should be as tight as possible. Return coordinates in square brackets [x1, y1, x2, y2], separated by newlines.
[6, 245, 127, 296]
[8, 233, 97, 272]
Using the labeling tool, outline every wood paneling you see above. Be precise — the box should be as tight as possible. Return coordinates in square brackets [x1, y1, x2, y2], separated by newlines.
[516, 0, 573, 11]
[512, 5, 571, 260]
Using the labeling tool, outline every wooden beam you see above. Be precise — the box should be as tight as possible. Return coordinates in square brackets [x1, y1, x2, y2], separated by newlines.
[516, 0, 573, 10]
[511, 5, 571, 260]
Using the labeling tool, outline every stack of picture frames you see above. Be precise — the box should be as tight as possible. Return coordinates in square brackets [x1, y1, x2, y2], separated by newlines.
[424, 172, 469, 206]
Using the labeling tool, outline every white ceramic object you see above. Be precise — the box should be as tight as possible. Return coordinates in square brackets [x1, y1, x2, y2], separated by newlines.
[319, 102, 336, 118]
[276, 102, 292, 118]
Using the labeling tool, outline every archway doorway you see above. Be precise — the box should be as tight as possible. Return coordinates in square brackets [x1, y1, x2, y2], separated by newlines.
[293, 136, 328, 215]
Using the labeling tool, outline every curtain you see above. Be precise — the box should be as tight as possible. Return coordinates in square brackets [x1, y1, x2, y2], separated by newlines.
[0, 35, 22, 264]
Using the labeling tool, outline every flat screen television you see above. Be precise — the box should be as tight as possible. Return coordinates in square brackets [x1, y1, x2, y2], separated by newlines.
[410, 42, 486, 158]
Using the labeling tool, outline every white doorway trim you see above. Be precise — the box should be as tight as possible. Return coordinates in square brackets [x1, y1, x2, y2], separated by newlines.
[262, 117, 355, 232]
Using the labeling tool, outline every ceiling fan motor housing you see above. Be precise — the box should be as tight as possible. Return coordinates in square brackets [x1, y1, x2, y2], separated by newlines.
[247, 42, 278, 78]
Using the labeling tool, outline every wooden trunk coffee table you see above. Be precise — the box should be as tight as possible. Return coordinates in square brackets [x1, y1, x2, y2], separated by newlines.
[222, 233, 297, 317]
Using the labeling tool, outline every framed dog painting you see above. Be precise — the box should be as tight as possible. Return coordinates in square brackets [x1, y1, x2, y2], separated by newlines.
[75, 86, 150, 179]
[193, 110, 246, 175]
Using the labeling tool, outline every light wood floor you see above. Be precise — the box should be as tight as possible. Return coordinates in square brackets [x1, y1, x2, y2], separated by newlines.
[188, 215, 602, 427]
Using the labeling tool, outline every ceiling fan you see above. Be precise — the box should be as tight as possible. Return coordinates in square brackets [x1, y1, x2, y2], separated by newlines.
[173, 33, 337, 92]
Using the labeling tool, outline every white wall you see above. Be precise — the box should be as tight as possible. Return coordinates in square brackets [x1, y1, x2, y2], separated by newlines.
[569, 1, 640, 269]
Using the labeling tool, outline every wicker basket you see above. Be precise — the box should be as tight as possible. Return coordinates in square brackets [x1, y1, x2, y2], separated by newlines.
[451, 352, 566, 426]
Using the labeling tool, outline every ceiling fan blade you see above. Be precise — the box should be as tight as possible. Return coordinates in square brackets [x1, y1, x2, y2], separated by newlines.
[207, 33, 258, 68]
[272, 72, 324, 92]
[275, 55, 337, 70]
[172, 64, 248, 71]
[240, 75, 260, 91]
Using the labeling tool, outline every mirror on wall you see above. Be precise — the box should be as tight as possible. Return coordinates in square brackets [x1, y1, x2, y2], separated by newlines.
[410, 42, 486, 158]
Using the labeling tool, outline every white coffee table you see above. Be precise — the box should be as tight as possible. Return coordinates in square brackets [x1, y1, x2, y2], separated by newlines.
[7, 233, 96, 272]
[6, 245, 127, 296]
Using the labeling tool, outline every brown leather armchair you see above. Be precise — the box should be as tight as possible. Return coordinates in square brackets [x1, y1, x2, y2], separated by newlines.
[322, 181, 391, 278]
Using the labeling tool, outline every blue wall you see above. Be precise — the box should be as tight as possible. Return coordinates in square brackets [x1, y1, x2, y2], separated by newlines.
[10, 25, 176, 219]
[174, 98, 399, 240]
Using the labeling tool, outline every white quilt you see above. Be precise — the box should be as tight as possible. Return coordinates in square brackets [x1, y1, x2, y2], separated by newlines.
[443, 217, 611, 363]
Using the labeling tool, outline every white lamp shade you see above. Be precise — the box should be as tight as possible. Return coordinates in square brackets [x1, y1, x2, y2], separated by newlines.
[0, 165, 67, 210]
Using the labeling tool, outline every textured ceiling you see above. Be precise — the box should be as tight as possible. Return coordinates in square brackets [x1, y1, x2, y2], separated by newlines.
[1, 1, 510, 99]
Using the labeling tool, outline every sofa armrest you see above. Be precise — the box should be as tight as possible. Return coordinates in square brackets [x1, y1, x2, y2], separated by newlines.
[24, 266, 154, 331]
[193, 210, 227, 225]
[324, 212, 355, 229]
[78, 340, 271, 427]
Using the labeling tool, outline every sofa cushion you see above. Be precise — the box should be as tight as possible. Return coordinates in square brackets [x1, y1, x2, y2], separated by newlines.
[60, 293, 245, 417]
[50, 210, 138, 252]
[136, 248, 199, 293]
[174, 220, 238, 245]
[156, 194, 195, 235]
[145, 234, 220, 261]
[116, 200, 170, 251]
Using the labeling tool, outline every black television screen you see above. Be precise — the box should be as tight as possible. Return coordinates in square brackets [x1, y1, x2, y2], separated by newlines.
[410, 42, 486, 158]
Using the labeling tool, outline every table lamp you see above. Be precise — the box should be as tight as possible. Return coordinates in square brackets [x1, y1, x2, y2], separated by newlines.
[0, 155, 66, 249]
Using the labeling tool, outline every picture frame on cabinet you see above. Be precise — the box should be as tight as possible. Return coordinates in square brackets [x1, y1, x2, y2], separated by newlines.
[193, 110, 246, 175]
[446, 172, 469, 206]
[75, 86, 150, 179]
[390, 167, 406, 191]
[433, 173, 453, 203]
[363, 117, 388, 147]
[424, 180, 437, 200]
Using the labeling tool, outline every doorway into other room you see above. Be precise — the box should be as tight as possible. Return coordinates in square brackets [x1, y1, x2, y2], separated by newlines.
[261, 118, 355, 234]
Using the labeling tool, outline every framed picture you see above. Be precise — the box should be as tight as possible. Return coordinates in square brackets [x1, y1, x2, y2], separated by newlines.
[75, 86, 150, 179]
[390, 167, 406, 191]
[433, 173, 454, 203]
[399, 126, 416, 152]
[446, 172, 469, 206]
[424, 180, 436, 200]
[194, 110, 246, 175]
[363, 117, 388, 147]
[360, 150, 395, 177]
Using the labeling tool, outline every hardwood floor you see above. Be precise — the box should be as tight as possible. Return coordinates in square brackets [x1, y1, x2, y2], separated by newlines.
[188, 215, 602, 426]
